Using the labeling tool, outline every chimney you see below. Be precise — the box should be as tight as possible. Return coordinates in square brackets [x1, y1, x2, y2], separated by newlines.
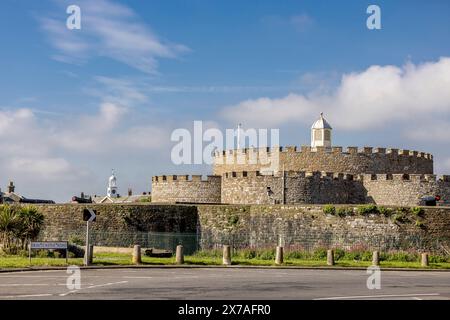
[128, 188, 132, 196]
[81, 192, 85, 199]
[7, 181, 15, 193]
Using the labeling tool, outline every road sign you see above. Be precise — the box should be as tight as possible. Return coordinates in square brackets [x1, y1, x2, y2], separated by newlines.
[31, 241, 68, 249]
[29, 241, 68, 264]
[83, 208, 97, 222]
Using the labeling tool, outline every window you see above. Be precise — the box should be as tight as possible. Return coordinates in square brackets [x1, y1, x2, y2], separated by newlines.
[314, 130, 322, 141]
[324, 130, 331, 141]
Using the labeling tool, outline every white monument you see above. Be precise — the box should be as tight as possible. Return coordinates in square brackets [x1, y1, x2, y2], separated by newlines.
[107, 169, 118, 198]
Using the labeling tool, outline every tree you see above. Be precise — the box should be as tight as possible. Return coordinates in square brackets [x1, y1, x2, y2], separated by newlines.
[15, 206, 44, 249]
[0, 205, 19, 250]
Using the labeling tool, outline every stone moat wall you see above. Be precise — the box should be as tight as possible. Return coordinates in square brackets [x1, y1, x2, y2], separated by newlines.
[34, 204, 450, 253]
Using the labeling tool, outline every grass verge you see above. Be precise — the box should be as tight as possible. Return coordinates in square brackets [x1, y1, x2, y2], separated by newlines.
[1, 252, 450, 269]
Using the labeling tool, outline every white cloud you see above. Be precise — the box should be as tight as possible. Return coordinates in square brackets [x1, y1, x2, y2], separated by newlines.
[221, 57, 450, 131]
[40, 0, 190, 74]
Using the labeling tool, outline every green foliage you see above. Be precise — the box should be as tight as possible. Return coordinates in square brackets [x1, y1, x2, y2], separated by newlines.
[333, 248, 345, 260]
[228, 215, 240, 226]
[336, 207, 353, 217]
[0, 205, 44, 251]
[139, 196, 152, 203]
[415, 219, 425, 229]
[411, 207, 424, 216]
[357, 204, 378, 215]
[378, 206, 393, 216]
[68, 235, 84, 246]
[257, 249, 275, 260]
[323, 205, 336, 215]
[313, 248, 328, 260]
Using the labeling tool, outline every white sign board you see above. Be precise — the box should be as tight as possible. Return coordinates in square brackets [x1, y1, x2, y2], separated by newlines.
[30, 241, 68, 249]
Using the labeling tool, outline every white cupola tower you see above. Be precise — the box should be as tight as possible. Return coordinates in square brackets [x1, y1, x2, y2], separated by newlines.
[107, 169, 118, 198]
[311, 112, 332, 151]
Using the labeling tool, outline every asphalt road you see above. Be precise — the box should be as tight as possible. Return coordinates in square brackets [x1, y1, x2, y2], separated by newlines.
[0, 268, 449, 300]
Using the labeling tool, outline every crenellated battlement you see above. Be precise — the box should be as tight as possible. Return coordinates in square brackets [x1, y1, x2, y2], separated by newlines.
[152, 175, 221, 183]
[213, 146, 433, 159]
[362, 174, 450, 183]
[151, 174, 221, 204]
[221, 170, 359, 181]
[213, 145, 434, 176]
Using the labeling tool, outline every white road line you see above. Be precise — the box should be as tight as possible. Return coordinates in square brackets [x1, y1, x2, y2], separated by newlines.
[59, 281, 128, 297]
[0, 283, 95, 287]
[0, 293, 53, 299]
[315, 293, 441, 300]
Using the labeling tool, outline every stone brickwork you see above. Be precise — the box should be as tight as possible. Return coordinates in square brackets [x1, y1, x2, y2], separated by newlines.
[152, 175, 221, 203]
[33, 204, 450, 253]
[213, 146, 433, 176]
[363, 174, 450, 206]
[221, 171, 365, 205]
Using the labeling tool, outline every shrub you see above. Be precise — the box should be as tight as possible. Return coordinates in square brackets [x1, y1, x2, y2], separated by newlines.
[68, 244, 85, 258]
[411, 207, 424, 216]
[323, 205, 336, 215]
[415, 219, 425, 229]
[236, 248, 256, 259]
[378, 206, 393, 216]
[68, 235, 84, 246]
[228, 215, 239, 226]
[336, 207, 353, 217]
[285, 250, 312, 260]
[357, 204, 378, 215]
[257, 249, 275, 260]
[429, 255, 449, 263]
[392, 212, 405, 223]
[313, 248, 328, 260]
[333, 248, 345, 260]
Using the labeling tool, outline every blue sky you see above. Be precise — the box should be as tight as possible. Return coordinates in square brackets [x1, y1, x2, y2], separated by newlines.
[0, 0, 450, 201]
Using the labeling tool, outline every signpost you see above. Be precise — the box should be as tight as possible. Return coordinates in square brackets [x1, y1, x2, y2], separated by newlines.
[83, 208, 97, 266]
[29, 241, 68, 265]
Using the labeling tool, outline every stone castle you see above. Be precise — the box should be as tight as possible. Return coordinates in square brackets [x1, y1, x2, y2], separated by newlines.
[152, 114, 450, 206]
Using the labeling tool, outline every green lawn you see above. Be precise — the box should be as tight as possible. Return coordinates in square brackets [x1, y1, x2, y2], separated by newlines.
[1, 252, 449, 269]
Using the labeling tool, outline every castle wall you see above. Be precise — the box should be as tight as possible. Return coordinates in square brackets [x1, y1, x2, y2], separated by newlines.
[33, 204, 450, 254]
[151, 175, 221, 203]
[213, 146, 433, 176]
[221, 171, 365, 205]
[363, 174, 450, 206]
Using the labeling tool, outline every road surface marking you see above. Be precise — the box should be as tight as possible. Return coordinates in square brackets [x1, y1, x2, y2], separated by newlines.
[0, 294, 53, 299]
[315, 293, 440, 300]
[59, 280, 128, 296]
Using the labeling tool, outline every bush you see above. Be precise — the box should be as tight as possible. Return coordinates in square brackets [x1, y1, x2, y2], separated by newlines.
[285, 250, 312, 260]
[411, 207, 424, 216]
[313, 248, 328, 260]
[68, 235, 84, 246]
[429, 255, 449, 263]
[236, 248, 256, 259]
[415, 219, 425, 229]
[336, 207, 353, 217]
[257, 249, 275, 260]
[378, 206, 393, 216]
[323, 205, 336, 215]
[357, 204, 378, 215]
[68, 244, 85, 258]
[333, 248, 345, 260]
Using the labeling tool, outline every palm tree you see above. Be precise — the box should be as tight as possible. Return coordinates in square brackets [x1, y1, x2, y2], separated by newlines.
[15, 206, 44, 249]
[0, 205, 19, 250]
